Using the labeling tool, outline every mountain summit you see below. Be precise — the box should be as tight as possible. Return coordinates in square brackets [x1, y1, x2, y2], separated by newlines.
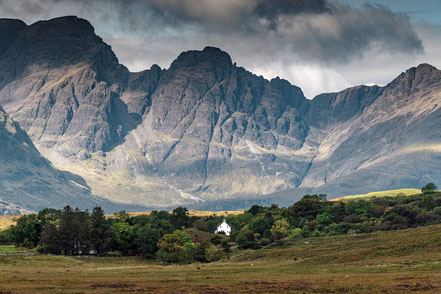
[0, 16, 441, 212]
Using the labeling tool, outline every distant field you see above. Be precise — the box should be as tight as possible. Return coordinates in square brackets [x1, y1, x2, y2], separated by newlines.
[107, 209, 245, 219]
[0, 215, 18, 231]
[2, 210, 245, 228]
[1, 224, 441, 293]
[332, 188, 421, 201]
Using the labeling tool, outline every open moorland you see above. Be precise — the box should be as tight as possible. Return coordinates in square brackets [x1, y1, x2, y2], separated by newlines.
[1, 224, 441, 293]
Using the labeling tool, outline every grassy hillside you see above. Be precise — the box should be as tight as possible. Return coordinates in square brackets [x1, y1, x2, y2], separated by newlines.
[332, 188, 421, 201]
[1, 224, 441, 293]
[0, 215, 17, 231]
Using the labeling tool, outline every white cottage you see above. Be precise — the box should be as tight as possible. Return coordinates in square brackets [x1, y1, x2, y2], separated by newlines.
[215, 220, 231, 236]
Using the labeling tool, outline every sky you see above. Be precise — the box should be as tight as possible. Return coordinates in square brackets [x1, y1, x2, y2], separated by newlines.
[1, 0, 440, 98]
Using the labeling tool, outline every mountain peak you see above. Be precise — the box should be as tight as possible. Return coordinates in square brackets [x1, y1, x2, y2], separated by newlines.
[169, 46, 233, 72]
[414, 63, 438, 74]
[0, 18, 27, 56]
[32, 16, 95, 35]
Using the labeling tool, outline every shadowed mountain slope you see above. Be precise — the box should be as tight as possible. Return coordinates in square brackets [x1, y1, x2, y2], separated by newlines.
[0, 105, 150, 215]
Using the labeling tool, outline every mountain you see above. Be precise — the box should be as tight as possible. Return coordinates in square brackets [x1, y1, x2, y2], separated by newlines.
[0, 16, 440, 212]
[0, 105, 146, 215]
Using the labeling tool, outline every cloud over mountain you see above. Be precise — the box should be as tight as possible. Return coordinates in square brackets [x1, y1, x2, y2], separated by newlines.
[0, 0, 422, 62]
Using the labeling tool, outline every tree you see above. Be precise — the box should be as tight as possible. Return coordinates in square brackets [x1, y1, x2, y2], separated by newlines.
[251, 218, 270, 235]
[37, 208, 61, 231]
[271, 219, 290, 239]
[89, 206, 110, 255]
[110, 222, 135, 254]
[248, 205, 262, 216]
[10, 214, 40, 248]
[192, 219, 208, 231]
[422, 183, 437, 194]
[134, 226, 161, 258]
[39, 224, 61, 254]
[113, 210, 130, 222]
[302, 194, 327, 201]
[171, 207, 189, 230]
[235, 233, 249, 249]
[316, 212, 333, 226]
[58, 206, 75, 254]
[287, 199, 328, 226]
[157, 230, 195, 263]
[58, 207, 91, 255]
[422, 195, 437, 210]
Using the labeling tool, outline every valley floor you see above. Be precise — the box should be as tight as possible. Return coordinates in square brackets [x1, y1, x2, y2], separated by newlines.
[2, 224, 441, 293]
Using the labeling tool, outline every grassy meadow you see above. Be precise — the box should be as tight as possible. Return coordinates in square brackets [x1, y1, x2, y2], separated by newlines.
[1, 224, 441, 293]
[332, 188, 422, 201]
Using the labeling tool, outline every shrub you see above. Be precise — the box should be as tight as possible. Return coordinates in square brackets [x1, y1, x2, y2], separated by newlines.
[288, 228, 302, 239]
[259, 238, 271, 246]
[235, 233, 249, 249]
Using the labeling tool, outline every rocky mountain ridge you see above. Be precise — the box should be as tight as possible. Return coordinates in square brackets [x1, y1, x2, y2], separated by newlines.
[0, 16, 440, 212]
[0, 105, 148, 215]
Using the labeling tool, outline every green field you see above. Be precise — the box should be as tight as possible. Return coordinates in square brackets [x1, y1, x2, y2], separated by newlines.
[1, 224, 441, 293]
[0, 245, 33, 254]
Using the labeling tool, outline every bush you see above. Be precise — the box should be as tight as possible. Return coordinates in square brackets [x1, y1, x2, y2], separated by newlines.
[259, 238, 271, 246]
[210, 235, 224, 245]
[235, 233, 249, 249]
[288, 228, 302, 239]
[415, 213, 439, 225]
[343, 214, 362, 223]
[204, 243, 225, 262]
[325, 223, 351, 235]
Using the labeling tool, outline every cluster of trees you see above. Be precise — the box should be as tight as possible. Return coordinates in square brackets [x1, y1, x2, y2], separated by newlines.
[1, 183, 440, 264]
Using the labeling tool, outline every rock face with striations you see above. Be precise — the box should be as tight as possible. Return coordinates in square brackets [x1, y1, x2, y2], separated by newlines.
[1, 16, 441, 212]
[0, 105, 136, 215]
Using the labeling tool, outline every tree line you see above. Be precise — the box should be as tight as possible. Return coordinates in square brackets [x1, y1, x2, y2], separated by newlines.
[1, 183, 440, 264]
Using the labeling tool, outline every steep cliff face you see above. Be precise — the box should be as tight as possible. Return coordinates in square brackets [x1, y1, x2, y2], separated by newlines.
[0, 16, 134, 159]
[1, 16, 441, 212]
[0, 106, 134, 215]
[0, 19, 26, 57]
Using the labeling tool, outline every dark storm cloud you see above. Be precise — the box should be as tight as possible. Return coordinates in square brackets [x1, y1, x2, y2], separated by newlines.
[254, 0, 330, 19]
[0, 0, 423, 62]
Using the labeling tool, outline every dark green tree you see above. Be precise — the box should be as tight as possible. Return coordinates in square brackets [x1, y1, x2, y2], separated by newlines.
[171, 207, 189, 230]
[89, 206, 110, 255]
[39, 224, 61, 254]
[10, 214, 40, 248]
[251, 217, 270, 235]
[248, 205, 262, 216]
[235, 233, 249, 249]
[37, 208, 61, 230]
[422, 183, 437, 194]
[134, 226, 161, 258]
[110, 222, 135, 254]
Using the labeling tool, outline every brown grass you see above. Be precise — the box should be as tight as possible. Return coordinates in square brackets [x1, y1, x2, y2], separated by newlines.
[0, 214, 18, 231]
[1, 224, 441, 293]
[106, 209, 245, 219]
